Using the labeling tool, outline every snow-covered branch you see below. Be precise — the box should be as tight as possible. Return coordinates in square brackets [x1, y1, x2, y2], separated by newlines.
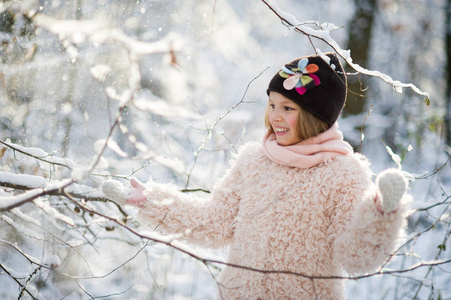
[0, 176, 73, 212]
[0, 262, 39, 300]
[0, 140, 74, 170]
[32, 14, 180, 56]
[261, 0, 430, 102]
[0, 171, 113, 210]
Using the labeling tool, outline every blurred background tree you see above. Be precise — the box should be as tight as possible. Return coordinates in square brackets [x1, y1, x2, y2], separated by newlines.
[345, 0, 377, 116]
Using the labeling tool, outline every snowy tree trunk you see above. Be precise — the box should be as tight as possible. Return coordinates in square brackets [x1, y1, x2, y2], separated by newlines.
[345, 0, 377, 115]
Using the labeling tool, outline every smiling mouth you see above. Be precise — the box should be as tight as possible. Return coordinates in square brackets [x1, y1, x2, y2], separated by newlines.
[274, 127, 288, 133]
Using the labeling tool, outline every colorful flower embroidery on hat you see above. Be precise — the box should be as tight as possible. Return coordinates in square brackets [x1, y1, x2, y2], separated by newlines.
[279, 58, 321, 95]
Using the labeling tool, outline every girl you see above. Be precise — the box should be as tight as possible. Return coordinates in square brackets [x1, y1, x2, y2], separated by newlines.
[103, 53, 411, 299]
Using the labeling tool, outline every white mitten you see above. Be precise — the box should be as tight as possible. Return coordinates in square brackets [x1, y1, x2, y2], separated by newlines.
[101, 179, 129, 206]
[376, 168, 408, 213]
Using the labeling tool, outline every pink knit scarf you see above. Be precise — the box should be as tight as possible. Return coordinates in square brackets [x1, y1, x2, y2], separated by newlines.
[262, 123, 353, 168]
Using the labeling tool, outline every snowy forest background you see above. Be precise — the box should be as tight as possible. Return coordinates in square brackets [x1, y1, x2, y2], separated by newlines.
[0, 0, 450, 299]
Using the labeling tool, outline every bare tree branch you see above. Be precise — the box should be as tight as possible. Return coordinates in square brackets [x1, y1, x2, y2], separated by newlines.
[260, 0, 430, 101]
[0, 140, 73, 170]
[0, 262, 39, 300]
[57, 186, 451, 284]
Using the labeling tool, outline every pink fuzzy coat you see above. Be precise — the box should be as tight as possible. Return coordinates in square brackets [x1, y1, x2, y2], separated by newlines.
[136, 142, 409, 299]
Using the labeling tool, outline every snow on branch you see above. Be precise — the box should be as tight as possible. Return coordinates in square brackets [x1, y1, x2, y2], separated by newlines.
[0, 140, 74, 170]
[261, 0, 430, 102]
[0, 141, 120, 212]
[0, 176, 73, 212]
[32, 14, 181, 56]
[0, 171, 110, 209]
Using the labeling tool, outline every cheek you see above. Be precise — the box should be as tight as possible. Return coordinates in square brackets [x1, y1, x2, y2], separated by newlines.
[268, 110, 276, 123]
[287, 114, 298, 129]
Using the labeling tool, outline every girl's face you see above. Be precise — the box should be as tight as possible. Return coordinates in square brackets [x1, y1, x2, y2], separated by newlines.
[267, 91, 301, 146]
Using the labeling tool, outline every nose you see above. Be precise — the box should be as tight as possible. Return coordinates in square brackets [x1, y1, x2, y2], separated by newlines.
[270, 107, 282, 123]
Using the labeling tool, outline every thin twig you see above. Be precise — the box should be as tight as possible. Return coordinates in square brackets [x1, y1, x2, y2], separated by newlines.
[184, 67, 269, 189]
[0, 262, 38, 300]
[0, 140, 72, 170]
[360, 104, 373, 152]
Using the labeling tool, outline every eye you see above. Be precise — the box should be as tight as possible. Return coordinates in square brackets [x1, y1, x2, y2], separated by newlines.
[269, 103, 275, 109]
[285, 106, 296, 111]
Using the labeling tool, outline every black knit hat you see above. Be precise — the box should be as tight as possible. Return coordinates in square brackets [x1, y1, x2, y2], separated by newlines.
[267, 52, 347, 128]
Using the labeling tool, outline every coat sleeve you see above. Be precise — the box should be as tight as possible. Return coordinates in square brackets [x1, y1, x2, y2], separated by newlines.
[326, 155, 411, 275]
[134, 150, 247, 249]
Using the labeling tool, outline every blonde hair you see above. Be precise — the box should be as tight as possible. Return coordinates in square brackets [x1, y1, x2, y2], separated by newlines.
[264, 102, 329, 140]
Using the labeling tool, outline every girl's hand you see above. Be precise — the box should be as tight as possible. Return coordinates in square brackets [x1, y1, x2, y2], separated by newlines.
[126, 178, 148, 207]
[375, 169, 408, 214]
